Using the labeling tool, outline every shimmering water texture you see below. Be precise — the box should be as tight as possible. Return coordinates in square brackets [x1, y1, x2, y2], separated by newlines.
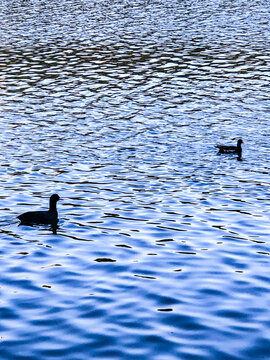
[0, 0, 270, 359]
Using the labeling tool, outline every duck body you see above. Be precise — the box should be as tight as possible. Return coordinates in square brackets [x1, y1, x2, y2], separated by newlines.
[18, 209, 58, 225]
[18, 194, 60, 226]
[216, 139, 243, 156]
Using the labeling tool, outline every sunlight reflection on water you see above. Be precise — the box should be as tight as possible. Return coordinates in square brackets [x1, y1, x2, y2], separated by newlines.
[0, 0, 270, 359]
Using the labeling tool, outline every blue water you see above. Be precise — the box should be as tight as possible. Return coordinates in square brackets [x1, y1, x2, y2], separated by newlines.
[0, 0, 270, 359]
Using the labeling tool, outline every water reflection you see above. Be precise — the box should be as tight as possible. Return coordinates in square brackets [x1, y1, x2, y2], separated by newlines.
[18, 223, 59, 235]
[0, 0, 270, 359]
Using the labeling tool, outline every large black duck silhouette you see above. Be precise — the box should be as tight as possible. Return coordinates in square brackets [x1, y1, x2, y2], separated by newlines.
[18, 194, 60, 234]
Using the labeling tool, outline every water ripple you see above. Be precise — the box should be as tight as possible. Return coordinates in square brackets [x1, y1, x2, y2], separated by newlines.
[0, 0, 269, 359]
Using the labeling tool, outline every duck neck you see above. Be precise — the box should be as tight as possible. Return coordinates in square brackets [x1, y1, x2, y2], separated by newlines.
[49, 199, 57, 212]
[237, 147, 242, 157]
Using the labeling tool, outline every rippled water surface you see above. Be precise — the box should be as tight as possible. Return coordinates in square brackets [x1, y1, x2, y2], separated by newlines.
[0, 0, 270, 358]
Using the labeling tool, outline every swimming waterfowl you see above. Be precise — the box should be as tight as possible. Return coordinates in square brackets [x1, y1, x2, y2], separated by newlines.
[18, 194, 60, 226]
[216, 139, 243, 157]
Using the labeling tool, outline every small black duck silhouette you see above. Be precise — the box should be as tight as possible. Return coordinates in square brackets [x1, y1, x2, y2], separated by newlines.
[216, 139, 243, 157]
[18, 194, 60, 227]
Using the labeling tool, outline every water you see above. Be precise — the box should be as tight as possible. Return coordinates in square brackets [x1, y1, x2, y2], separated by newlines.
[0, 0, 270, 358]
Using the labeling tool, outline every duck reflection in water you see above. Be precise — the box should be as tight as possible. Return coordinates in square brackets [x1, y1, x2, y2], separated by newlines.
[216, 139, 243, 161]
[18, 194, 60, 234]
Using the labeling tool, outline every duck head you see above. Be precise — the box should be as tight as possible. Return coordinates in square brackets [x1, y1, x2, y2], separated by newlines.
[237, 139, 243, 147]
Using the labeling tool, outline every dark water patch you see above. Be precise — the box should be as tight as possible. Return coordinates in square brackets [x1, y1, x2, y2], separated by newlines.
[176, 251, 197, 255]
[134, 274, 156, 280]
[156, 238, 174, 243]
[256, 251, 270, 256]
[94, 258, 117, 263]
[42, 284, 52, 289]
[41, 263, 62, 269]
[115, 244, 132, 248]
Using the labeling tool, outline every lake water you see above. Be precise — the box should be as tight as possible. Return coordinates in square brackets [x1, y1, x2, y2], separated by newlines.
[0, 0, 270, 358]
